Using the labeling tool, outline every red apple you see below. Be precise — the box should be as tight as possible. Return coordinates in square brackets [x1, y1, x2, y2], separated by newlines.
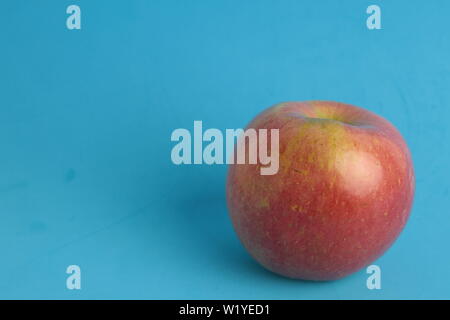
[226, 101, 415, 280]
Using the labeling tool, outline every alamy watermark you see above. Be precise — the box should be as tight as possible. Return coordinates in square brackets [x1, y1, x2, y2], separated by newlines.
[66, 265, 81, 290]
[66, 5, 81, 30]
[366, 265, 381, 290]
[170, 121, 280, 175]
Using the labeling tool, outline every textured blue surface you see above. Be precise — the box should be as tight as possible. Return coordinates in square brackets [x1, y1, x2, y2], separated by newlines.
[1, 0, 449, 299]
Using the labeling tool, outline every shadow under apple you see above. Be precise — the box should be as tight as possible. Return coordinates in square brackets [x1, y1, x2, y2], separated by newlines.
[161, 164, 339, 288]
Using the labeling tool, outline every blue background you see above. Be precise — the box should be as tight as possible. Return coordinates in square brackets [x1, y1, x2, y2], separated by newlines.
[1, 0, 449, 299]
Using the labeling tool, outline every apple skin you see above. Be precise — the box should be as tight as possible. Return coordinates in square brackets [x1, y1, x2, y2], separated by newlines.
[226, 101, 415, 281]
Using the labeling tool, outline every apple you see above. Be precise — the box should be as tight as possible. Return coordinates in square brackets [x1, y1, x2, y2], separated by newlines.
[226, 101, 415, 281]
